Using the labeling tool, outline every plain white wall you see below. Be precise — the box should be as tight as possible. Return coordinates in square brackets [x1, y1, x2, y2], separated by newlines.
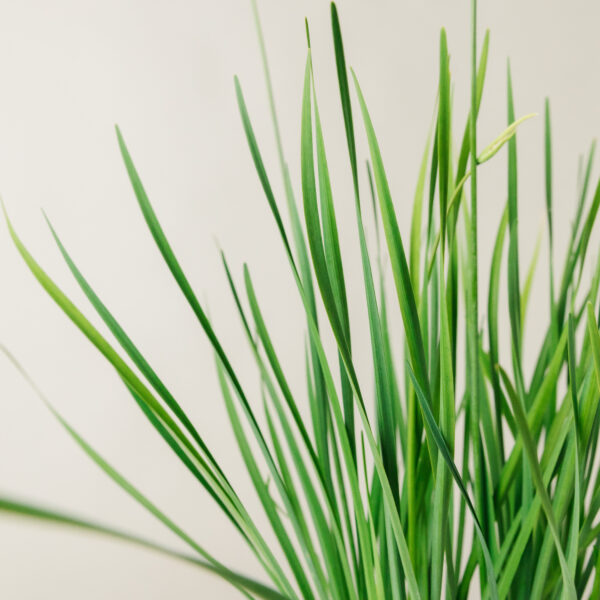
[0, 0, 599, 598]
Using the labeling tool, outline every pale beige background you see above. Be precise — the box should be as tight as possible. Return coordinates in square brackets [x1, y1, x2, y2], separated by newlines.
[0, 0, 599, 598]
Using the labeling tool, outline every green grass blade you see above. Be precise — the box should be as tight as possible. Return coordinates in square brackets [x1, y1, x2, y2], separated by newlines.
[568, 314, 581, 440]
[520, 229, 542, 332]
[115, 129, 317, 566]
[1, 345, 286, 600]
[0, 495, 287, 600]
[236, 45, 383, 598]
[498, 365, 577, 599]
[351, 70, 435, 468]
[351, 71, 429, 395]
[232, 81, 295, 265]
[496, 326, 568, 502]
[407, 364, 498, 600]
[496, 410, 571, 596]
[1, 203, 236, 505]
[248, 0, 334, 481]
[214, 356, 322, 600]
[331, 2, 359, 197]
[505, 63, 523, 388]
[544, 98, 553, 247]
[240, 264, 358, 595]
[437, 28, 451, 249]
[302, 55, 421, 597]
[310, 61, 355, 477]
[410, 115, 435, 300]
[236, 70, 335, 478]
[454, 28, 490, 190]
[310, 43, 400, 513]
[467, 1, 486, 590]
[300, 54, 359, 401]
[488, 206, 508, 459]
[43, 215, 226, 483]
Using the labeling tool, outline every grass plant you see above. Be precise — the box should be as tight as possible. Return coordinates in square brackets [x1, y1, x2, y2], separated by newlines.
[2, 1, 600, 598]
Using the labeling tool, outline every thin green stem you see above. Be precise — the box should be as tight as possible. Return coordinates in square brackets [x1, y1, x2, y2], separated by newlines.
[468, 0, 486, 593]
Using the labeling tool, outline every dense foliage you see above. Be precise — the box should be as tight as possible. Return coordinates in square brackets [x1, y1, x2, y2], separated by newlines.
[3, 1, 600, 598]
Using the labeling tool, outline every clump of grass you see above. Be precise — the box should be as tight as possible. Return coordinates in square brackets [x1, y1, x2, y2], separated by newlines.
[2, 0, 600, 598]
